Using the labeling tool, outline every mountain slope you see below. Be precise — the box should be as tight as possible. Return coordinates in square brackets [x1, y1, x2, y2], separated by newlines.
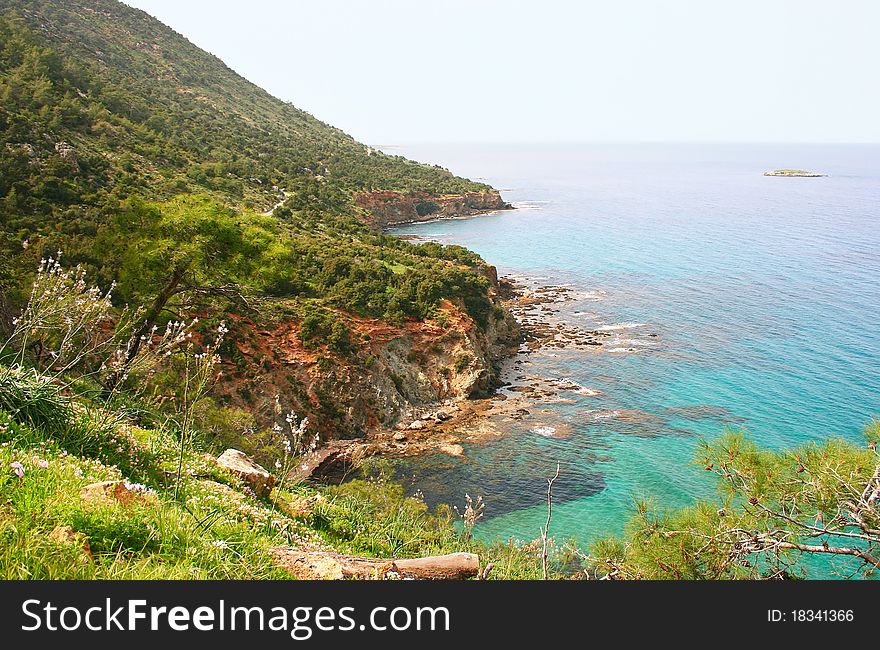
[0, 0, 518, 440]
[1, 0, 494, 209]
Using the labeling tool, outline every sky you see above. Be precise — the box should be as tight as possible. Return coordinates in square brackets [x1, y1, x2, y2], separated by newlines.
[123, 0, 880, 145]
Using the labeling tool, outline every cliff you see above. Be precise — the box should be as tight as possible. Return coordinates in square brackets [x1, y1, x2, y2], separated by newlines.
[0, 0, 522, 453]
[214, 268, 520, 439]
[354, 190, 512, 229]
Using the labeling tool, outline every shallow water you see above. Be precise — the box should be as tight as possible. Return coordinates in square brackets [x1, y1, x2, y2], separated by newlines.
[387, 143, 880, 549]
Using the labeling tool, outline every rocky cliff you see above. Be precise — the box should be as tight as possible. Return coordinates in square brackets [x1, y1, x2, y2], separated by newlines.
[214, 267, 519, 440]
[354, 190, 512, 229]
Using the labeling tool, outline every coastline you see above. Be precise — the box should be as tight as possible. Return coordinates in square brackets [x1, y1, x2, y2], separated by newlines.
[380, 206, 513, 231]
[355, 189, 514, 231]
[306, 269, 663, 480]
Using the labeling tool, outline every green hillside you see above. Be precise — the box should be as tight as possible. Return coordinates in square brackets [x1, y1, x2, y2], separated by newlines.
[0, 0, 494, 324]
[0, 0, 549, 580]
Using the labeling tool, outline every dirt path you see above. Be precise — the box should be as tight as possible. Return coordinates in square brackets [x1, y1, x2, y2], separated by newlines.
[263, 188, 289, 215]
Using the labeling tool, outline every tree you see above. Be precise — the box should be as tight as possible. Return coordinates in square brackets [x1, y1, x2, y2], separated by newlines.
[588, 424, 880, 579]
[98, 195, 262, 390]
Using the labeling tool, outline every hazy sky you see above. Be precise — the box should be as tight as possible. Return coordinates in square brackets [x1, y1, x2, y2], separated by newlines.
[123, 0, 880, 145]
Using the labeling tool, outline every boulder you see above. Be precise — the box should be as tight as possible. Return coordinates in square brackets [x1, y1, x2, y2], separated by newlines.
[408, 420, 426, 430]
[48, 525, 92, 560]
[439, 443, 465, 457]
[216, 449, 275, 497]
[286, 441, 355, 484]
[79, 480, 147, 507]
[392, 432, 407, 442]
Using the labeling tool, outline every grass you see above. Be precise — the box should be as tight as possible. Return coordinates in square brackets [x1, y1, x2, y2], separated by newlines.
[0, 364, 553, 580]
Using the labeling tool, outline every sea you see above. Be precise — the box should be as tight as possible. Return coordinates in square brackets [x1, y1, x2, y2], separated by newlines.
[384, 143, 880, 556]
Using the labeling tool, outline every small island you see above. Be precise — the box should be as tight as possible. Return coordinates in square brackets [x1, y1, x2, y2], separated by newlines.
[764, 169, 826, 177]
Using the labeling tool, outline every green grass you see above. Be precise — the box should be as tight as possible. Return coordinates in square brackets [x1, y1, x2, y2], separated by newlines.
[0, 364, 552, 580]
[312, 477, 551, 579]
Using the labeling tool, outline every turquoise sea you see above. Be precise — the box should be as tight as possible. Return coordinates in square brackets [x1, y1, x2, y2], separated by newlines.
[386, 143, 880, 551]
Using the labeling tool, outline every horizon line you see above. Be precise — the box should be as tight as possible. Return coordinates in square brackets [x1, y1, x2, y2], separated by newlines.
[373, 140, 880, 148]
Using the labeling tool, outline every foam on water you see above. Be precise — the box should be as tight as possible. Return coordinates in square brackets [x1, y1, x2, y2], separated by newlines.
[596, 322, 648, 331]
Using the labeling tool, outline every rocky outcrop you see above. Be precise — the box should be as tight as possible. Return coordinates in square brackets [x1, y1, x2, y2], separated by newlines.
[214, 281, 520, 441]
[216, 449, 275, 497]
[354, 190, 512, 229]
[287, 441, 357, 483]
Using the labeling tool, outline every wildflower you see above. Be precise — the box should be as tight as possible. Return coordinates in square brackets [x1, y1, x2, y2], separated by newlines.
[211, 540, 229, 549]
[10, 461, 24, 478]
[37, 460, 49, 469]
[124, 481, 156, 495]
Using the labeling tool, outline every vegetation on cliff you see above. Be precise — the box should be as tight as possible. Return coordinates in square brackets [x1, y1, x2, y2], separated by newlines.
[0, 0, 547, 580]
[0, 1, 494, 316]
[0, 364, 550, 579]
[0, 0, 514, 437]
[0, 266, 548, 579]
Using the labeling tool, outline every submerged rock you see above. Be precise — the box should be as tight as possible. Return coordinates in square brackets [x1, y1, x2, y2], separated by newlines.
[439, 443, 465, 457]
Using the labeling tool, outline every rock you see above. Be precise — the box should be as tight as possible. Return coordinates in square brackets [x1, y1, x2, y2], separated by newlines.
[286, 441, 355, 484]
[279, 494, 321, 519]
[216, 449, 275, 497]
[392, 432, 407, 442]
[764, 169, 826, 177]
[408, 420, 426, 430]
[434, 410, 452, 421]
[54, 140, 77, 163]
[79, 480, 147, 507]
[439, 443, 465, 457]
[353, 190, 511, 229]
[48, 525, 92, 560]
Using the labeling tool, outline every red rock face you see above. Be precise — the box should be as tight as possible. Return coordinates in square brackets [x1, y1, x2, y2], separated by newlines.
[354, 190, 511, 229]
[211, 293, 519, 440]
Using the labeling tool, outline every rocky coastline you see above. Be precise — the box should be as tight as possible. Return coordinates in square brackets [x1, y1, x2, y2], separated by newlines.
[298, 272, 666, 480]
[354, 190, 513, 230]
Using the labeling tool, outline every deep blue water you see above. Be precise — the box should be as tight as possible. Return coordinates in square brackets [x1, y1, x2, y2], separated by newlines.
[386, 143, 880, 551]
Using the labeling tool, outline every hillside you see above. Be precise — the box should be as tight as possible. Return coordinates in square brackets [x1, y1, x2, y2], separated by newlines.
[0, 0, 518, 441]
[0, 0, 495, 210]
[0, 358, 546, 579]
